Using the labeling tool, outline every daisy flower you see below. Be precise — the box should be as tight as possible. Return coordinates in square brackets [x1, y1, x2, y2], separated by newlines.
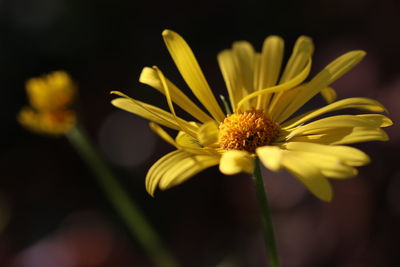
[18, 71, 77, 135]
[111, 30, 391, 201]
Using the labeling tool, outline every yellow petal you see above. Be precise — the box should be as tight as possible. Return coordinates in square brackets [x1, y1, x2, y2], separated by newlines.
[289, 150, 358, 179]
[302, 152, 356, 179]
[139, 67, 213, 123]
[285, 115, 387, 140]
[267, 36, 314, 117]
[146, 150, 220, 195]
[287, 127, 389, 145]
[18, 107, 76, 135]
[320, 87, 337, 103]
[356, 114, 393, 127]
[111, 91, 198, 137]
[232, 41, 256, 96]
[219, 150, 254, 175]
[275, 50, 366, 123]
[320, 168, 358, 179]
[159, 153, 220, 190]
[281, 151, 333, 201]
[237, 57, 311, 111]
[146, 150, 189, 196]
[256, 36, 284, 109]
[285, 164, 333, 202]
[326, 51, 367, 84]
[253, 53, 261, 99]
[175, 131, 201, 148]
[149, 122, 176, 147]
[162, 30, 225, 122]
[26, 71, 76, 111]
[281, 97, 387, 129]
[279, 36, 314, 83]
[174, 131, 218, 155]
[218, 50, 243, 110]
[197, 121, 219, 146]
[259, 145, 358, 179]
[149, 121, 218, 155]
[256, 146, 283, 171]
[284, 142, 370, 166]
[217, 42, 257, 111]
[328, 127, 389, 145]
[153, 67, 199, 139]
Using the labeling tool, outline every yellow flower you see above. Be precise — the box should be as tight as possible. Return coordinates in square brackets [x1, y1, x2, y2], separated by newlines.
[18, 71, 77, 135]
[111, 30, 392, 201]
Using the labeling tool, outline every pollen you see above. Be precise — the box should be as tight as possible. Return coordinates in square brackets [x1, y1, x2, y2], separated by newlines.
[219, 109, 280, 153]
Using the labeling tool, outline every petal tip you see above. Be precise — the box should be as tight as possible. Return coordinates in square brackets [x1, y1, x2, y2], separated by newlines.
[352, 50, 367, 59]
[383, 117, 394, 127]
[110, 91, 126, 97]
[266, 35, 284, 42]
[162, 29, 174, 38]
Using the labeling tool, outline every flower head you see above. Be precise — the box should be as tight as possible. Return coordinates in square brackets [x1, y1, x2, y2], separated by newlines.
[18, 71, 77, 135]
[219, 109, 280, 152]
[111, 30, 392, 201]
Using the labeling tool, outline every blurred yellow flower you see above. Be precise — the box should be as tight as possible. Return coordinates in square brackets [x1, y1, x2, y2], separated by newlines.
[18, 71, 77, 135]
[111, 30, 392, 201]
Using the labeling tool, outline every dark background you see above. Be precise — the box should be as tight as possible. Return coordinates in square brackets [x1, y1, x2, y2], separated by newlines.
[1, 0, 400, 266]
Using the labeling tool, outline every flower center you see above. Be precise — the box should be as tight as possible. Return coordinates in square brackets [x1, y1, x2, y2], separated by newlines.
[218, 109, 280, 153]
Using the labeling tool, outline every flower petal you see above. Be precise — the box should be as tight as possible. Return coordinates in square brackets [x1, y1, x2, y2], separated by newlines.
[236, 57, 311, 111]
[111, 91, 198, 137]
[283, 156, 333, 202]
[197, 121, 219, 146]
[26, 71, 76, 111]
[159, 153, 220, 190]
[146, 150, 220, 195]
[154, 67, 201, 139]
[284, 115, 388, 140]
[284, 142, 370, 166]
[256, 36, 284, 109]
[175, 131, 201, 148]
[281, 97, 387, 129]
[256, 146, 283, 171]
[232, 41, 256, 96]
[256, 144, 372, 201]
[149, 122, 176, 147]
[18, 107, 76, 135]
[218, 50, 243, 110]
[219, 150, 254, 175]
[279, 36, 314, 83]
[162, 30, 225, 122]
[139, 67, 213, 123]
[284, 150, 358, 179]
[146, 150, 188, 196]
[287, 127, 389, 145]
[320, 87, 337, 103]
[272, 149, 333, 201]
[268, 36, 314, 117]
[275, 50, 366, 123]
[218, 42, 257, 110]
[173, 131, 218, 155]
[356, 114, 393, 127]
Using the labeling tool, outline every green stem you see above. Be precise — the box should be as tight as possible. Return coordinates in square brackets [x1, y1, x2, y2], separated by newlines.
[252, 158, 280, 267]
[66, 125, 178, 267]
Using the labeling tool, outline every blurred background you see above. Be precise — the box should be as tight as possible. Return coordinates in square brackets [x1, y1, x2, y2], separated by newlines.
[1, 0, 400, 266]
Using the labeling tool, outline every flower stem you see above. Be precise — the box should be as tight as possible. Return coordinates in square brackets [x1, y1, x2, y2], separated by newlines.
[66, 125, 178, 267]
[252, 158, 280, 267]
